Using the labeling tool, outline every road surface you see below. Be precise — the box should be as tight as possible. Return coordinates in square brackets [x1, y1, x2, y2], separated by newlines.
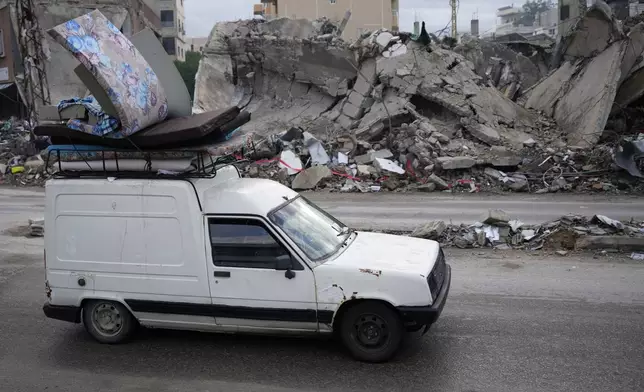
[1, 187, 643, 391]
[2, 187, 644, 231]
[0, 244, 643, 392]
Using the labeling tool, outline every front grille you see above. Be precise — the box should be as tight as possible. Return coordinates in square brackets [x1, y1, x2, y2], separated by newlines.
[427, 249, 446, 300]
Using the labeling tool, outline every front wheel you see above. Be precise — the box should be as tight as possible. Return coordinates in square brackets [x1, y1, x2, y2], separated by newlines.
[82, 300, 137, 344]
[340, 301, 404, 363]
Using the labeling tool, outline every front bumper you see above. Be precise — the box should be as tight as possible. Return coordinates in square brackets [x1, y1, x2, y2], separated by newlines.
[397, 264, 451, 331]
[43, 303, 81, 323]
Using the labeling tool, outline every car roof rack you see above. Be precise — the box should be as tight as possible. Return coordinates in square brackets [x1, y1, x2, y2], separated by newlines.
[44, 146, 233, 180]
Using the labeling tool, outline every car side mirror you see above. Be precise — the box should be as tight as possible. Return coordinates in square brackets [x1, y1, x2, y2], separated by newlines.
[275, 255, 296, 279]
[275, 255, 293, 271]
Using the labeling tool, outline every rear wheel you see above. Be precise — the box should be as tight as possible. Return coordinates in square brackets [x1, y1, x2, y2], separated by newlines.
[340, 301, 404, 363]
[82, 300, 136, 344]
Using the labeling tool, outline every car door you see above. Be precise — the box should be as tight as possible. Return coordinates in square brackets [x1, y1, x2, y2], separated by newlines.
[205, 216, 319, 332]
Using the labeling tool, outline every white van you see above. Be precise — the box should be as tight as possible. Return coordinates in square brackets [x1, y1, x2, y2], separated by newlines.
[42, 164, 451, 362]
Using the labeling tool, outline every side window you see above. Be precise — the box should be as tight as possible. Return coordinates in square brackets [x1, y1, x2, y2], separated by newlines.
[209, 219, 291, 269]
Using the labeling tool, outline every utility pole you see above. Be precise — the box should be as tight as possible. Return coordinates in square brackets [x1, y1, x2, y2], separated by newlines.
[450, 0, 458, 38]
[15, 0, 51, 128]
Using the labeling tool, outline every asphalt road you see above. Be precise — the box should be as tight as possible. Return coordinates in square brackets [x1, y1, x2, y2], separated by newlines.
[3, 187, 644, 231]
[1, 246, 643, 392]
[1, 188, 644, 391]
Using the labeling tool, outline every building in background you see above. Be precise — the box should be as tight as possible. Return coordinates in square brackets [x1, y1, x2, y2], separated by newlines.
[494, 6, 536, 36]
[470, 18, 480, 37]
[144, 0, 188, 61]
[533, 7, 558, 37]
[557, 0, 583, 37]
[630, 0, 644, 17]
[186, 36, 208, 53]
[252, 0, 399, 40]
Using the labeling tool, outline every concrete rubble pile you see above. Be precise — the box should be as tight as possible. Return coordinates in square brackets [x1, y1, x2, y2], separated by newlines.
[192, 2, 644, 194]
[410, 210, 644, 252]
[0, 118, 50, 186]
[525, 0, 644, 176]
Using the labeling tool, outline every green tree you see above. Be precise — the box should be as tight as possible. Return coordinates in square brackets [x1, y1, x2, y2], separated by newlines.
[518, 0, 554, 26]
[174, 51, 202, 100]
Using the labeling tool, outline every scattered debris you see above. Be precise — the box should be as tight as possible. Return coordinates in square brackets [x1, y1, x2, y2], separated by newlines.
[3, 2, 644, 196]
[411, 220, 447, 240]
[28, 218, 44, 237]
[405, 211, 644, 251]
[190, 4, 644, 195]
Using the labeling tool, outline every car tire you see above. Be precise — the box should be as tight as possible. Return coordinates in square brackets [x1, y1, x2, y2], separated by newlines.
[340, 301, 404, 363]
[82, 300, 137, 344]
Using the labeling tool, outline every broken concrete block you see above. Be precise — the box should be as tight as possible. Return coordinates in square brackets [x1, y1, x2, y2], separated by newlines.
[291, 166, 332, 190]
[370, 149, 394, 160]
[436, 156, 476, 170]
[375, 32, 394, 50]
[428, 174, 450, 190]
[432, 132, 450, 144]
[576, 236, 644, 251]
[526, 38, 626, 148]
[563, 2, 622, 61]
[357, 164, 376, 176]
[342, 102, 365, 119]
[523, 138, 536, 147]
[347, 91, 367, 108]
[373, 158, 405, 174]
[354, 63, 377, 97]
[489, 146, 522, 167]
[355, 153, 374, 165]
[484, 167, 504, 181]
[415, 183, 437, 192]
[336, 114, 357, 130]
[382, 177, 401, 190]
[383, 43, 407, 58]
[411, 221, 447, 240]
[418, 121, 437, 134]
[463, 120, 501, 145]
[481, 209, 509, 225]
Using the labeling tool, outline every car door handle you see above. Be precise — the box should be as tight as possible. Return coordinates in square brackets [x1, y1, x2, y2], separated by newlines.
[214, 271, 231, 278]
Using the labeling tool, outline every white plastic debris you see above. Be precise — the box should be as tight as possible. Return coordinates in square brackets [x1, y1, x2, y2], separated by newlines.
[630, 252, 644, 261]
[521, 229, 536, 241]
[509, 220, 524, 232]
[279, 150, 303, 175]
[475, 225, 500, 242]
[594, 215, 625, 230]
[373, 158, 405, 174]
[303, 132, 330, 165]
[337, 152, 349, 165]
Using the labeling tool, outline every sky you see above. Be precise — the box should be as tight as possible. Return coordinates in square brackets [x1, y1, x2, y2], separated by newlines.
[184, 0, 514, 38]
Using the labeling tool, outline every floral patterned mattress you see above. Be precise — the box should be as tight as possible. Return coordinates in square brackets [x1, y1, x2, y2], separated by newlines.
[48, 10, 168, 137]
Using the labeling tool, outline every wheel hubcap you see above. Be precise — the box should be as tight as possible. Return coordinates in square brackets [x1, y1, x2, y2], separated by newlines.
[92, 303, 123, 337]
[354, 313, 389, 348]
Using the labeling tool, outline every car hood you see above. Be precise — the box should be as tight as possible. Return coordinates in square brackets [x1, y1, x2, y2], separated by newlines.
[324, 231, 440, 277]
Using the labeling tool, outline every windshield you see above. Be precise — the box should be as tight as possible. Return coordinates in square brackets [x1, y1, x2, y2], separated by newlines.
[269, 196, 351, 261]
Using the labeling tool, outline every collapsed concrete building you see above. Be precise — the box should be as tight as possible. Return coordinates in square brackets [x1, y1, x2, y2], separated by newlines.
[189, 1, 644, 194]
[193, 16, 560, 182]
